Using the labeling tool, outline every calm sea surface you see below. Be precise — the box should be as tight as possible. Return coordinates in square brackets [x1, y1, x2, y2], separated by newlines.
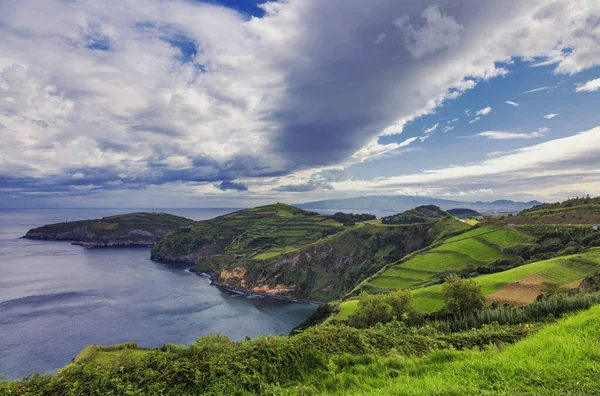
[0, 208, 316, 379]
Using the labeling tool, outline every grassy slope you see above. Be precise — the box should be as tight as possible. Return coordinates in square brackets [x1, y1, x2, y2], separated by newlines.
[54, 304, 600, 395]
[494, 196, 600, 225]
[311, 304, 600, 395]
[333, 226, 533, 319]
[363, 226, 528, 293]
[152, 203, 343, 261]
[412, 248, 600, 312]
[25, 213, 193, 240]
[255, 221, 441, 301]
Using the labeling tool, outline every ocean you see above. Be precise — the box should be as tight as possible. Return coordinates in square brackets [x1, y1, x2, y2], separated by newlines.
[0, 208, 316, 379]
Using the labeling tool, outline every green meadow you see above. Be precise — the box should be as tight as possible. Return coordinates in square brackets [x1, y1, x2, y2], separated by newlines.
[411, 248, 600, 312]
[364, 226, 529, 293]
[311, 304, 600, 395]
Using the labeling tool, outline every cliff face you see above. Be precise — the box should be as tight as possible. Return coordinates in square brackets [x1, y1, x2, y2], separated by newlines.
[24, 213, 193, 248]
[148, 204, 461, 301]
[180, 223, 437, 302]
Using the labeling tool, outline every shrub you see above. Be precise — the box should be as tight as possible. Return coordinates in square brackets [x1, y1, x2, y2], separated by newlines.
[348, 290, 415, 328]
[442, 275, 486, 315]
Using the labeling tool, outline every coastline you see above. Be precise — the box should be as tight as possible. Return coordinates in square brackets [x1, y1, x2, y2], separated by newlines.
[189, 268, 323, 306]
[22, 233, 323, 306]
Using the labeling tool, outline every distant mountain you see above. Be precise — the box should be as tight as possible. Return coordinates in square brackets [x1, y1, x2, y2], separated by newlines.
[296, 196, 542, 215]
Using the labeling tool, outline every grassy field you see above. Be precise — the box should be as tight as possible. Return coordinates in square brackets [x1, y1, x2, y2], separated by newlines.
[309, 304, 600, 395]
[334, 225, 529, 319]
[60, 304, 600, 395]
[153, 203, 349, 261]
[335, 300, 359, 321]
[25, 212, 194, 241]
[365, 226, 529, 292]
[411, 248, 600, 312]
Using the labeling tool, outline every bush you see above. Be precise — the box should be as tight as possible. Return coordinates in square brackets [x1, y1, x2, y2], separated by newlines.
[348, 291, 415, 328]
[442, 275, 486, 315]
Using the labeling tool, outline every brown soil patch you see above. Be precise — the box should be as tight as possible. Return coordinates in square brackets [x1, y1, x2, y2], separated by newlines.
[252, 284, 296, 295]
[563, 278, 583, 290]
[220, 267, 247, 280]
[487, 274, 550, 306]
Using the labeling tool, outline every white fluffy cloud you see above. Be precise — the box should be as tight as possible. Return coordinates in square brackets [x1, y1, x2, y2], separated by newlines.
[576, 78, 600, 92]
[476, 106, 493, 116]
[544, 114, 558, 119]
[423, 123, 439, 134]
[505, 100, 519, 107]
[1, 0, 600, 204]
[332, 127, 600, 196]
[476, 128, 548, 140]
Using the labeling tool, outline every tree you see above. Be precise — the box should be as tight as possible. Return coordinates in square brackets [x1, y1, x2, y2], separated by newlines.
[442, 275, 486, 315]
[386, 290, 413, 319]
[348, 293, 392, 328]
[348, 290, 415, 328]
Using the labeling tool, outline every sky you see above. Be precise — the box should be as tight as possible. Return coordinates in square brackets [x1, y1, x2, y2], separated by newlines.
[1, 0, 600, 208]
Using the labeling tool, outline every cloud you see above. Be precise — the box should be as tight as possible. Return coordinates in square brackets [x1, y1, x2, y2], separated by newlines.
[520, 86, 551, 94]
[273, 179, 333, 193]
[575, 78, 600, 92]
[331, 126, 600, 197]
[476, 127, 548, 140]
[476, 106, 493, 116]
[1, 0, 600, 202]
[423, 122, 439, 134]
[544, 113, 558, 119]
[447, 118, 458, 124]
[505, 100, 519, 107]
[394, 5, 463, 59]
[350, 136, 418, 163]
[443, 126, 455, 133]
[469, 117, 481, 124]
[218, 181, 248, 191]
[375, 33, 386, 45]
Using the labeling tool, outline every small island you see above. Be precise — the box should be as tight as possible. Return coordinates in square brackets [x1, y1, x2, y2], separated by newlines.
[24, 212, 193, 248]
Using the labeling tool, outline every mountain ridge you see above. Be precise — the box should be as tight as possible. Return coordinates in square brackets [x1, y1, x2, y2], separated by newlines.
[296, 195, 542, 215]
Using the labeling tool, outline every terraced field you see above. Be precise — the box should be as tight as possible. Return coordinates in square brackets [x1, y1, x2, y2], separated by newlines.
[334, 225, 530, 319]
[412, 248, 600, 312]
[153, 203, 347, 261]
[365, 226, 529, 292]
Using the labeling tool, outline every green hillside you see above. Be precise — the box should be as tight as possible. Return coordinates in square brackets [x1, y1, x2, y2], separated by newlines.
[447, 208, 482, 219]
[494, 196, 600, 225]
[381, 205, 449, 225]
[24, 212, 193, 246]
[152, 204, 465, 301]
[151, 203, 335, 262]
[358, 225, 529, 294]
[412, 248, 600, 312]
[4, 298, 600, 395]
[320, 304, 600, 395]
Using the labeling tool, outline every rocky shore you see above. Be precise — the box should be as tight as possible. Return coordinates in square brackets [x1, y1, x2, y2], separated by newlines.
[189, 268, 322, 305]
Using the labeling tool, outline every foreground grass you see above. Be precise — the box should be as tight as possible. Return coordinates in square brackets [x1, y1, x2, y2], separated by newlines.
[287, 304, 600, 395]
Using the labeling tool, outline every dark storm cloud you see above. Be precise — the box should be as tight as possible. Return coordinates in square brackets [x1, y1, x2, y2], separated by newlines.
[1, 0, 599, 203]
[273, 180, 333, 193]
[217, 181, 248, 191]
[265, 0, 464, 167]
